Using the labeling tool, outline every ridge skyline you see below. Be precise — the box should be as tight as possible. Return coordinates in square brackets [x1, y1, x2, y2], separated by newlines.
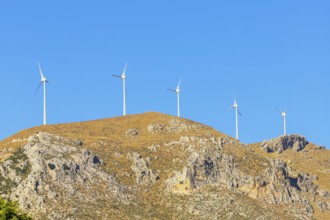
[0, 1, 329, 148]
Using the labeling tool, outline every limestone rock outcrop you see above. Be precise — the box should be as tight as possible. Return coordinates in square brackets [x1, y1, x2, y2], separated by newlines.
[0, 113, 329, 220]
[147, 119, 204, 133]
[127, 152, 159, 185]
[0, 132, 131, 219]
[166, 150, 314, 217]
[261, 135, 308, 153]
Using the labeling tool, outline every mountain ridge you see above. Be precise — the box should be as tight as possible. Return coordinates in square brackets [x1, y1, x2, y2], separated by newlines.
[0, 112, 329, 219]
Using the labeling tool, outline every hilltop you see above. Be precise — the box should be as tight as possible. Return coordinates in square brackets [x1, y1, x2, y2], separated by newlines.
[0, 112, 329, 219]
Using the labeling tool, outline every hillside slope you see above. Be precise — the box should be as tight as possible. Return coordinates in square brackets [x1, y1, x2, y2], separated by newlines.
[0, 112, 329, 219]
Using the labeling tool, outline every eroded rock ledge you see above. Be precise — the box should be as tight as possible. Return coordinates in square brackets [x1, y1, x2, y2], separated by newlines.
[261, 135, 308, 153]
[166, 150, 314, 218]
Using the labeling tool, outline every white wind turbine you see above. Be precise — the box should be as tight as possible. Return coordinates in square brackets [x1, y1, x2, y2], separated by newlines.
[168, 78, 182, 117]
[35, 61, 49, 125]
[228, 93, 241, 140]
[113, 63, 128, 116]
[276, 108, 288, 135]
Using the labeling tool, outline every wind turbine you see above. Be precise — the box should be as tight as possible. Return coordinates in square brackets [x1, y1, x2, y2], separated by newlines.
[276, 108, 288, 135]
[228, 93, 241, 140]
[113, 63, 127, 116]
[168, 78, 181, 117]
[35, 61, 49, 125]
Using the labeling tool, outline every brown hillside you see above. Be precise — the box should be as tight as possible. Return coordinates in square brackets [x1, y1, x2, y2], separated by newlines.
[0, 112, 329, 219]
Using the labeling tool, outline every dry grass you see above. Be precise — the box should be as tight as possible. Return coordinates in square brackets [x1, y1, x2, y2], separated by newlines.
[248, 142, 330, 191]
[249, 142, 330, 220]
[0, 113, 226, 184]
[0, 112, 329, 219]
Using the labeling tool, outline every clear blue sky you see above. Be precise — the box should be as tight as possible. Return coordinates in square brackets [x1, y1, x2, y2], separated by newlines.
[0, 1, 329, 147]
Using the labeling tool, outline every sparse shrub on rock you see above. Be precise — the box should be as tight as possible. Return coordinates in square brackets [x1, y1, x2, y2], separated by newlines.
[0, 197, 32, 220]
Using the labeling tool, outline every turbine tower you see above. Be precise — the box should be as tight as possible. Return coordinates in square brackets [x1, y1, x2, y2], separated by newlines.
[113, 63, 127, 116]
[36, 61, 49, 125]
[228, 93, 241, 140]
[277, 108, 288, 135]
[168, 78, 181, 117]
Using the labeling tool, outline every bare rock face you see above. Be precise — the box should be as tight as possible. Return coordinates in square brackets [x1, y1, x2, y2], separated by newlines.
[127, 152, 159, 185]
[147, 123, 164, 133]
[261, 135, 308, 153]
[297, 173, 319, 195]
[147, 119, 204, 133]
[318, 202, 330, 212]
[0, 118, 329, 220]
[0, 132, 132, 219]
[124, 128, 139, 137]
[166, 150, 314, 217]
[263, 159, 313, 217]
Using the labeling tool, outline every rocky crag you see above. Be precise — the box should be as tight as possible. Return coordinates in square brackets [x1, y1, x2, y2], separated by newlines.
[1, 133, 132, 219]
[0, 112, 329, 219]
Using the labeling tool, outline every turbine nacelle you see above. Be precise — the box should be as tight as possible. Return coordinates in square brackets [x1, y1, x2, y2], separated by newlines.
[229, 99, 239, 111]
[112, 63, 128, 80]
[168, 77, 182, 94]
[276, 108, 288, 118]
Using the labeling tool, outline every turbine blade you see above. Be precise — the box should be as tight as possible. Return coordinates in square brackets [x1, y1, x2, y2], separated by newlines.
[177, 77, 182, 90]
[38, 61, 45, 79]
[167, 89, 176, 92]
[112, 75, 122, 78]
[239, 111, 242, 116]
[227, 106, 234, 111]
[34, 82, 43, 94]
[122, 63, 128, 77]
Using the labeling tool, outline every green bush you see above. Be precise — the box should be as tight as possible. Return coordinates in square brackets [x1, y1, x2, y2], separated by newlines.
[0, 198, 32, 220]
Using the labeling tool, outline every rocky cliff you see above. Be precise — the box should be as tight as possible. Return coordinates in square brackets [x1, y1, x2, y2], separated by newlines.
[0, 112, 329, 219]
